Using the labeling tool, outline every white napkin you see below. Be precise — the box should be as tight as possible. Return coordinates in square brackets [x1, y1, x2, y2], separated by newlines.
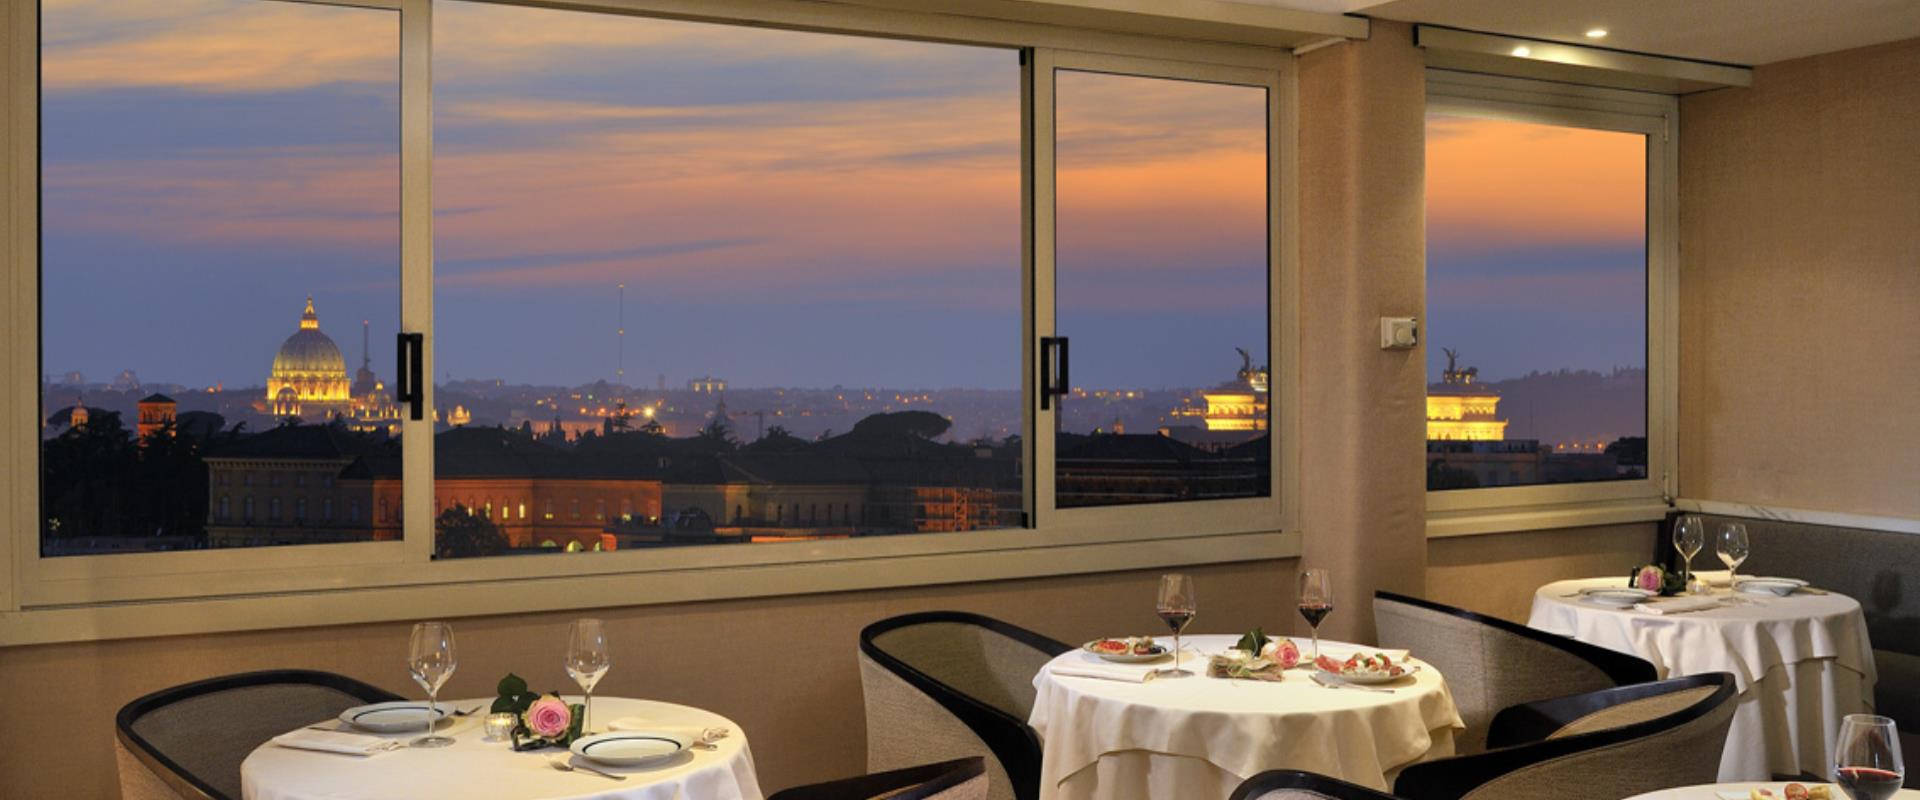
[1636, 596, 1722, 615]
[606, 718, 728, 746]
[270, 729, 403, 756]
[1050, 663, 1157, 683]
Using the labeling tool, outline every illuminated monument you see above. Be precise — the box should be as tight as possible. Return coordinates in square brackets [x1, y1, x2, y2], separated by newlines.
[267, 297, 352, 420]
[1162, 348, 1269, 450]
[1426, 348, 1508, 441]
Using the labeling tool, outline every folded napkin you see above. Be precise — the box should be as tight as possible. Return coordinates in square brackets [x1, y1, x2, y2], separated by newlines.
[606, 718, 730, 747]
[1636, 596, 1722, 615]
[270, 729, 403, 756]
[1049, 663, 1157, 683]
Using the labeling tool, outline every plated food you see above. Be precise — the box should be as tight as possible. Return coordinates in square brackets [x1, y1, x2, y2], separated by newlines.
[1083, 636, 1168, 663]
[1314, 651, 1418, 684]
[1748, 783, 1832, 800]
[1735, 577, 1809, 597]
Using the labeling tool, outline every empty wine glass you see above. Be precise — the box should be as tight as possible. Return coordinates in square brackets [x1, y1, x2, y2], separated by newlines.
[1673, 515, 1705, 591]
[408, 621, 457, 748]
[1833, 714, 1904, 800]
[1154, 574, 1196, 679]
[567, 619, 610, 734]
[1298, 567, 1333, 664]
[1716, 522, 1750, 589]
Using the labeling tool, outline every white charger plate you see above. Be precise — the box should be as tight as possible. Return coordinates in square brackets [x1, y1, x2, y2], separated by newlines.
[1318, 664, 1421, 685]
[1581, 587, 1653, 608]
[1082, 639, 1169, 663]
[1736, 577, 1808, 596]
[337, 701, 449, 733]
[570, 731, 690, 766]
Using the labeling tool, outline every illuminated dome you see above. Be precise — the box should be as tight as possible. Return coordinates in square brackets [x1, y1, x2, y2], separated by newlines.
[267, 297, 352, 419]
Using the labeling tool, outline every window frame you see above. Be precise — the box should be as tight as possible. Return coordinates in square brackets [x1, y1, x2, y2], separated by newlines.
[0, 0, 1302, 642]
[1422, 70, 1679, 538]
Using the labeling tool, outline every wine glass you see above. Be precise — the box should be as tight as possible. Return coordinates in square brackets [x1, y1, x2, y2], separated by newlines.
[1716, 522, 1751, 589]
[1833, 714, 1904, 800]
[567, 618, 611, 734]
[1154, 573, 1196, 678]
[1673, 515, 1705, 591]
[1298, 567, 1333, 664]
[408, 621, 457, 748]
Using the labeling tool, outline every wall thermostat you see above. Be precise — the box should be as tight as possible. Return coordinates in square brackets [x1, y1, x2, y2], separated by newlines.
[1380, 317, 1418, 350]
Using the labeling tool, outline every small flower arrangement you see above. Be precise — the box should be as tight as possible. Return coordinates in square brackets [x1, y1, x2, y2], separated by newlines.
[1629, 564, 1686, 597]
[491, 673, 585, 750]
[1207, 628, 1299, 681]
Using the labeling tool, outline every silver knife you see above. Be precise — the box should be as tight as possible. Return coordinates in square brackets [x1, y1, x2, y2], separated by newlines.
[1312, 672, 1395, 694]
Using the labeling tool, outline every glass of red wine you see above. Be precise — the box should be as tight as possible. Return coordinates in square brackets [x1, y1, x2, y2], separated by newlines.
[1834, 714, 1905, 800]
[1155, 573, 1196, 678]
[1298, 567, 1333, 666]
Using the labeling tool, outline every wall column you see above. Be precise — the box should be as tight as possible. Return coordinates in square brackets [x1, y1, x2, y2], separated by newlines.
[1297, 21, 1429, 643]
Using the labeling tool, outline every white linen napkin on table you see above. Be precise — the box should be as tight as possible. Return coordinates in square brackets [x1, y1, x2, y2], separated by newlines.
[1635, 595, 1722, 615]
[1048, 663, 1158, 683]
[269, 729, 403, 756]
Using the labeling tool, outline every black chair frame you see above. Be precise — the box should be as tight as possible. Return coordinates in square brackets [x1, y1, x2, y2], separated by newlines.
[1375, 590, 1658, 686]
[859, 611, 1071, 800]
[1391, 673, 1737, 800]
[1230, 769, 1403, 800]
[769, 756, 987, 800]
[116, 669, 403, 800]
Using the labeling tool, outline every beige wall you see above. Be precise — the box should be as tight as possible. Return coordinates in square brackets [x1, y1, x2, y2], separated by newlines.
[0, 560, 1300, 799]
[1428, 523, 1658, 622]
[1678, 38, 1920, 520]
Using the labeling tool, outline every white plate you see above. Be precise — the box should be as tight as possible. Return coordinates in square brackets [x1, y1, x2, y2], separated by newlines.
[1082, 640, 1169, 663]
[1318, 664, 1420, 685]
[337, 701, 449, 733]
[1581, 588, 1653, 608]
[1736, 577, 1808, 596]
[570, 731, 690, 766]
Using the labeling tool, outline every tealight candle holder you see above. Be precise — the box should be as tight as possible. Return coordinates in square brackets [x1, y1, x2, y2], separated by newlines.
[483, 712, 518, 742]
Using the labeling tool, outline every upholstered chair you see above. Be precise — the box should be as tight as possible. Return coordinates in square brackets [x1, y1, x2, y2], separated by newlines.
[1373, 591, 1657, 753]
[859, 611, 1071, 800]
[769, 757, 988, 800]
[116, 669, 402, 800]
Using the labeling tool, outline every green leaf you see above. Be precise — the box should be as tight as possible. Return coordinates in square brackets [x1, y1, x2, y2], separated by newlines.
[1235, 627, 1269, 655]
[490, 696, 517, 714]
[497, 673, 528, 698]
[564, 703, 586, 745]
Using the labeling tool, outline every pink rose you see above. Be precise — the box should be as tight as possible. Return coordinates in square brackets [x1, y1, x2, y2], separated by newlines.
[523, 696, 572, 739]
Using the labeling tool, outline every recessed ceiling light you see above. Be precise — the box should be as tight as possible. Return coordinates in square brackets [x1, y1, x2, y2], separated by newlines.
[1585, 28, 1608, 39]
[1511, 46, 1532, 57]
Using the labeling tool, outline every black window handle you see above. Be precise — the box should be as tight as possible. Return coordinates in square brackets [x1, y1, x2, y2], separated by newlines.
[395, 332, 424, 421]
[1039, 336, 1069, 410]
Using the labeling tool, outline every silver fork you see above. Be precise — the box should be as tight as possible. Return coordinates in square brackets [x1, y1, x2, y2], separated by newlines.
[546, 754, 625, 781]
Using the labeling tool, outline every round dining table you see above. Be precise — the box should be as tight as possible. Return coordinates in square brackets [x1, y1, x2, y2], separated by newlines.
[1624, 782, 1920, 799]
[1027, 634, 1464, 799]
[242, 696, 763, 800]
[1529, 576, 1878, 782]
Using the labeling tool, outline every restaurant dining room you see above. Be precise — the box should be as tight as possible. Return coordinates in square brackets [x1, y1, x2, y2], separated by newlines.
[2, 0, 1917, 798]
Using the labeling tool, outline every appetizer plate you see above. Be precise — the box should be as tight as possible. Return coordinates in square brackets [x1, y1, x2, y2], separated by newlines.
[337, 701, 449, 733]
[1319, 664, 1421, 685]
[1581, 587, 1653, 608]
[1736, 577, 1808, 597]
[1082, 639, 1169, 663]
[570, 731, 690, 766]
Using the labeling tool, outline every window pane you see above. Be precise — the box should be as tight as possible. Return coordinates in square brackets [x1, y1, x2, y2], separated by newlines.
[1053, 71, 1270, 508]
[431, 3, 1021, 556]
[1424, 114, 1647, 490]
[38, 0, 401, 555]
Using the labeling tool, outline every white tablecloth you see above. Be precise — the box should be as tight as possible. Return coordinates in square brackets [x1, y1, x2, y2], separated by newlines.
[1529, 578, 1878, 781]
[1027, 635, 1464, 799]
[1625, 782, 1920, 799]
[242, 697, 763, 800]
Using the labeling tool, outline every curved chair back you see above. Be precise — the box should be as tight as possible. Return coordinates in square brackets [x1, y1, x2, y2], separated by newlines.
[1392, 673, 1737, 800]
[769, 757, 988, 800]
[1373, 591, 1656, 753]
[859, 611, 1070, 800]
[1231, 769, 1404, 800]
[116, 669, 403, 800]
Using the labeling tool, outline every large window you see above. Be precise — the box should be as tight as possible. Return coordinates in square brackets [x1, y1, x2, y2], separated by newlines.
[1423, 72, 1671, 505]
[38, 0, 401, 555]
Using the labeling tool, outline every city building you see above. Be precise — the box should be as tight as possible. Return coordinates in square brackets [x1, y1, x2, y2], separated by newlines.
[1426, 348, 1509, 441]
[136, 393, 177, 441]
[266, 297, 352, 420]
[1164, 349, 1270, 451]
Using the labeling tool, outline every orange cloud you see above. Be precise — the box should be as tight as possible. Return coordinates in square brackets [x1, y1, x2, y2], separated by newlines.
[1426, 114, 1646, 244]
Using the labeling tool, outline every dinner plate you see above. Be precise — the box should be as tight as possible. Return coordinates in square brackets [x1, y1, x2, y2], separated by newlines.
[1581, 587, 1653, 608]
[1082, 640, 1169, 663]
[1735, 577, 1808, 596]
[570, 731, 690, 766]
[1318, 664, 1420, 685]
[336, 701, 449, 733]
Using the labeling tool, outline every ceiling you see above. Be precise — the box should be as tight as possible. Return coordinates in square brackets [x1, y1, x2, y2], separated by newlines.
[1230, 0, 1920, 66]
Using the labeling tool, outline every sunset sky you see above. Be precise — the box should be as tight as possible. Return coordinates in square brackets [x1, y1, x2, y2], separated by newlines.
[41, 0, 1637, 395]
